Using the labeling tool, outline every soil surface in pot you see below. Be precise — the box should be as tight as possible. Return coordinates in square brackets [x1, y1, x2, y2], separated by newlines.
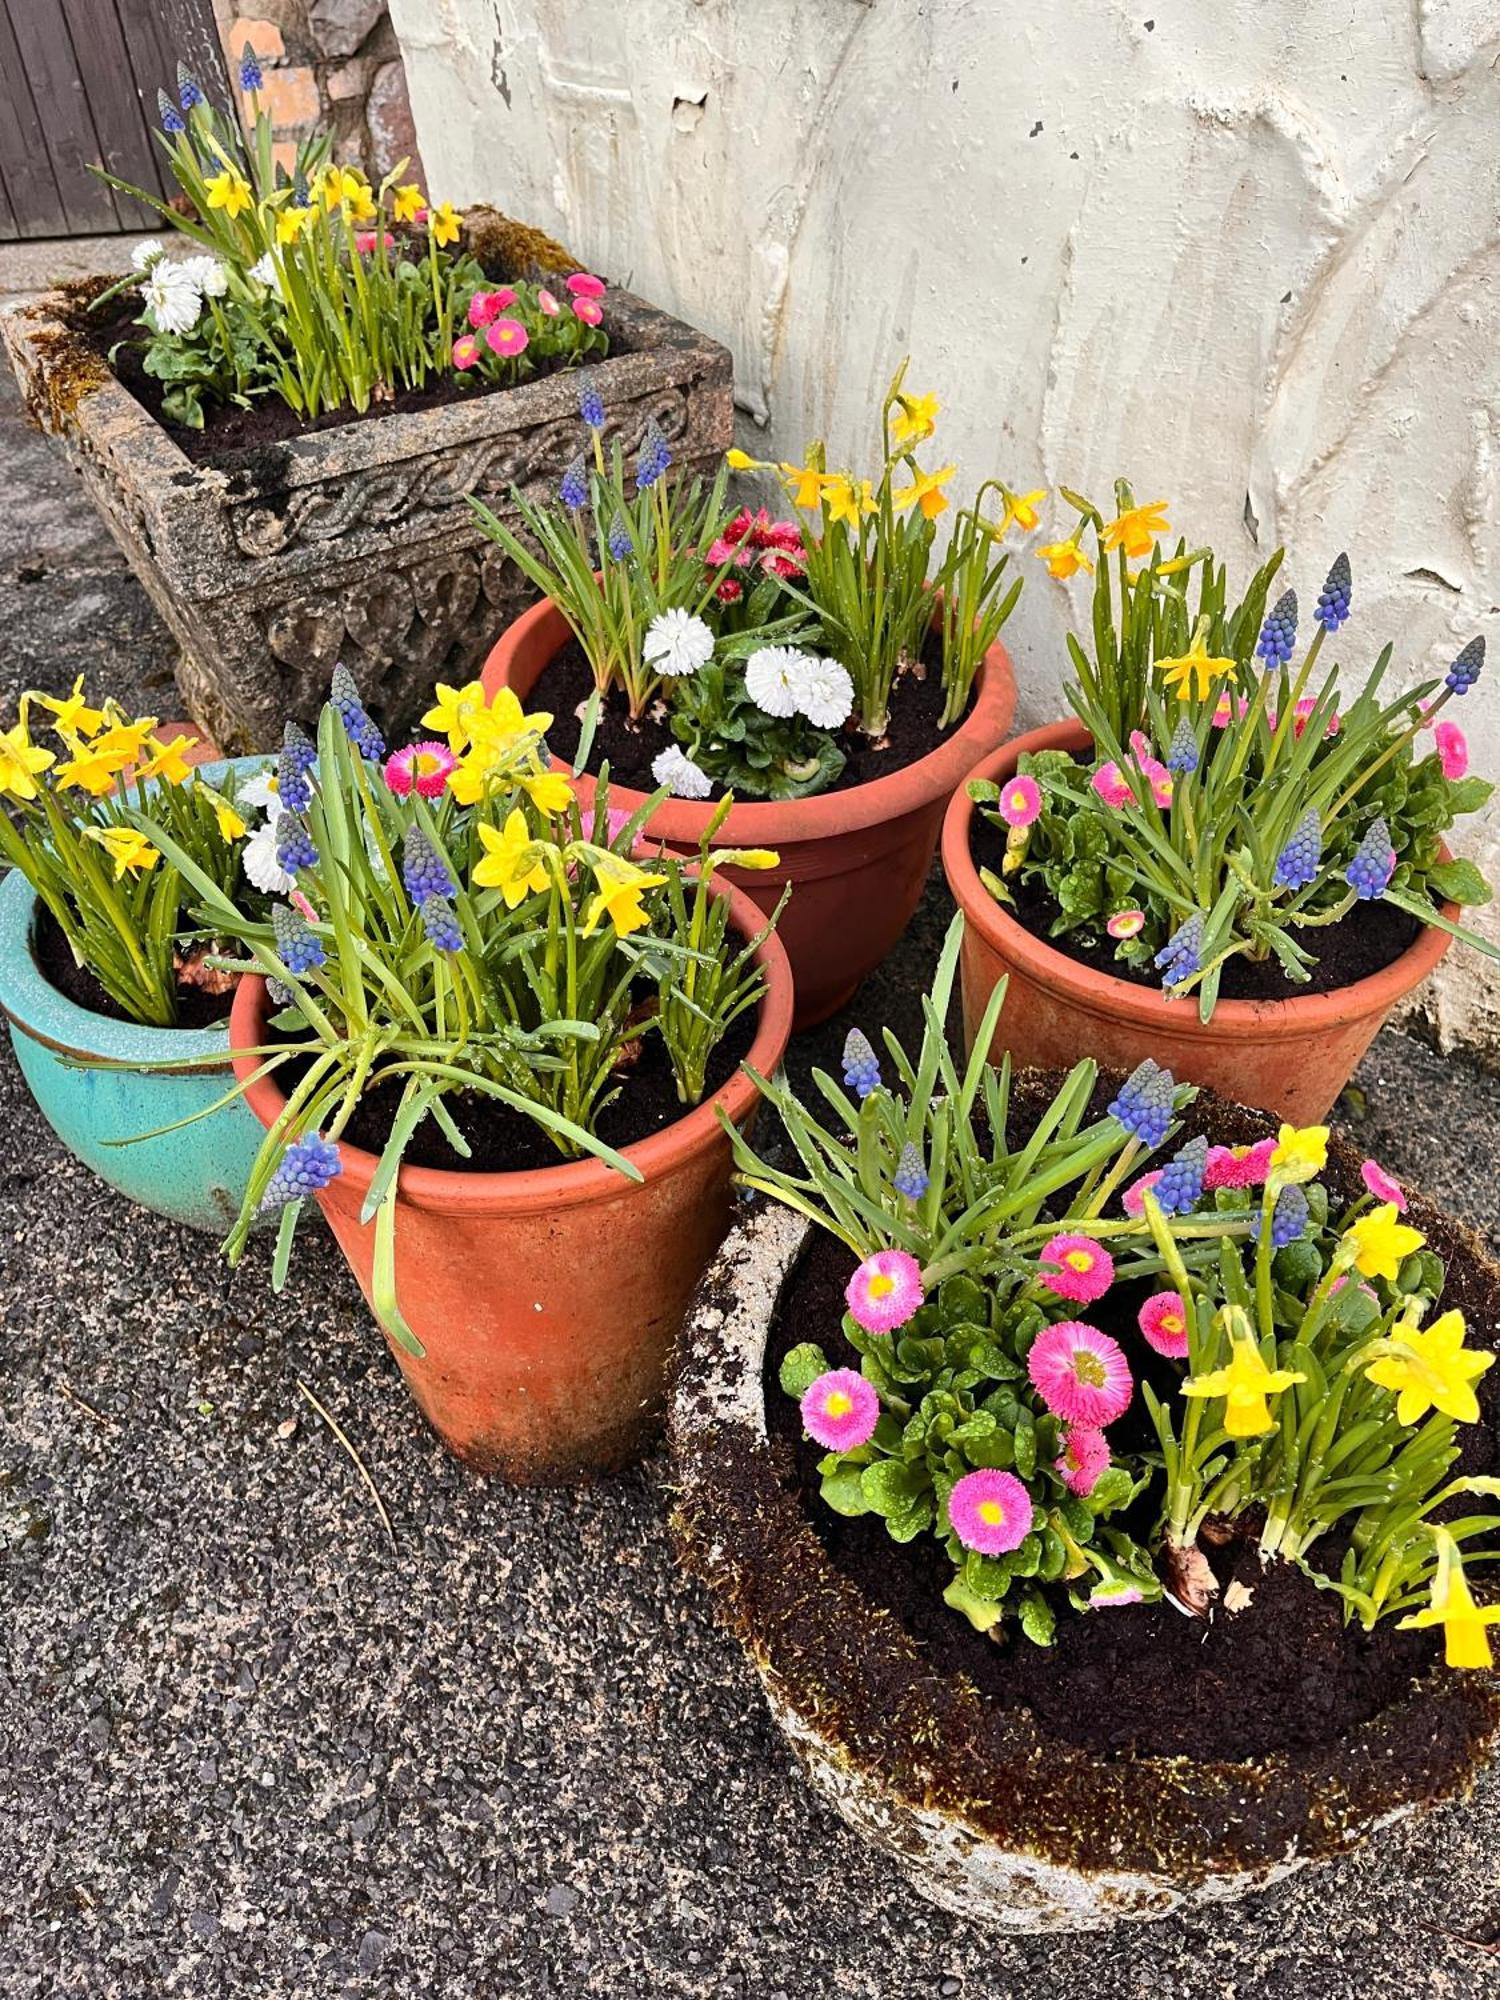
[536, 629, 968, 801]
[972, 816, 1426, 1002]
[276, 1004, 756, 1175]
[759, 1078, 1500, 1767]
[32, 903, 234, 1031]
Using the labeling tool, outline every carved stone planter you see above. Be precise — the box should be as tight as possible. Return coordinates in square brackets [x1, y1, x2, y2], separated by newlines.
[1, 218, 733, 752]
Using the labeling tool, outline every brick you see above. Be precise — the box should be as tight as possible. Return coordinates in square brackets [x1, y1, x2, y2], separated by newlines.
[227, 16, 285, 63]
[260, 66, 321, 132]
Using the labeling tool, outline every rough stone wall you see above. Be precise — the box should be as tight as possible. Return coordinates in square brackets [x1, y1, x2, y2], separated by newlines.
[386, 0, 1500, 1062]
[212, 1, 425, 183]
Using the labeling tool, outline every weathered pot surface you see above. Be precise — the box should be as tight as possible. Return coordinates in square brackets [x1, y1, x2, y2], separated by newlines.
[483, 597, 1018, 1028]
[669, 1097, 1500, 1931]
[941, 722, 1455, 1124]
[1, 209, 733, 752]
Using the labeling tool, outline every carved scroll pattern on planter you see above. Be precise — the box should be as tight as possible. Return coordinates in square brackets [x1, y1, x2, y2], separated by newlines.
[228, 391, 693, 558]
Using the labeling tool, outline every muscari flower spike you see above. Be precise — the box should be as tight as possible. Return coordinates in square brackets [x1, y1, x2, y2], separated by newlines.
[158, 87, 185, 135]
[177, 63, 204, 112]
[329, 664, 385, 761]
[1445, 635, 1485, 697]
[1274, 807, 1322, 892]
[893, 1142, 929, 1201]
[579, 383, 606, 431]
[606, 512, 632, 560]
[239, 44, 264, 91]
[420, 893, 463, 953]
[263, 1132, 342, 1210]
[1314, 552, 1352, 633]
[275, 815, 318, 875]
[841, 1028, 881, 1101]
[1346, 816, 1396, 900]
[402, 824, 456, 903]
[635, 417, 672, 491]
[1108, 1059, 1176, 1148]
[1154, 910, 1205, 989]
[277, 721, 316, 813]
[272, 901, 325, 976]
[1152, 1135, 1208, 1217]
[559, 453, 589, 510]
[1256, 589, 1298, 667]
[1253, 1182, 1310, 1249]
[1165, 717, 1199, 776]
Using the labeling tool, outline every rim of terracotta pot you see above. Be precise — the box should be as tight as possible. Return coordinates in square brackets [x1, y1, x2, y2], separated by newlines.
[481, 595, 1018, 846]
[230, 874, 794, 1218]
[942, 720, 1456, 1037]
[669, 1084, 1500, 1885]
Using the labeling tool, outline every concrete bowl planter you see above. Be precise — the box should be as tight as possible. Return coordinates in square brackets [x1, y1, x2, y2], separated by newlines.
[0, 211, 733, 754]
[941, 722, 1456, 1124]
[483, 598, 1018, 1029]
[669, 1103, 1500, 1932]
[0, 758, 268, 1235]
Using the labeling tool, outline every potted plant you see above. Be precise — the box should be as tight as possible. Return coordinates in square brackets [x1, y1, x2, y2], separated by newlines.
[0, 684, 273, 1232]
[137, 667, 793, 1481]
[475, 365, 1020, 1026]
[0, 53, 731, 753]
[670, 918, 1500, 1930]
[941, 489, 1494, 1119]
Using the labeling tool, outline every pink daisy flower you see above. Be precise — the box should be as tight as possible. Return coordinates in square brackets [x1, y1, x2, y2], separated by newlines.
[706, 536, 750, 569]
[354, 230, 395, 255]
[800, 1369, 879, 1453]
[1038, 1232, 1114, 1304]
[573, 298, 604, 327]
[452, 334, 480, 371]
[1122, 1169, 1164, 1217]
[485, 318, 529, 357]
[1360, 1159, 1406, 1211]
[1106, 909, 1146, 940]
[1203, 1138, 1277, 1190]
[998, 774, 1043, 829]
[845, 1250, 924, 1334]
[760, 547, 804, 579]
[1293, 697, 1339, 738]
[1141, 759, 1173, 808]
[1435, 720, 1468, 780]
[1091, 760, 1135, 809]
[947, 1468, 1034, 1556]
[537, 287, 560, 316]
[566, 272, 606, 298]
[1028, 1321, 1133, 1426]
[467, 291, 499, 329]
[716, 577, 743, 604]
[1055, 1425, 1111, 1497]
[1138, 1291, 1190, 1359]
[384, 740, 458, 800]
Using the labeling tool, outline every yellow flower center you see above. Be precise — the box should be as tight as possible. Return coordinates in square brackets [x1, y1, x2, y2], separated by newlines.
[1064, 1250, 1093, 1273]
[1073, 1351, 1106, 1387]
[868, 1273, 895, 1300]
[978, 1500, 1004, 1527]
[825, 1391, 852, 1419]
[1161, 1313, 1184, 1336]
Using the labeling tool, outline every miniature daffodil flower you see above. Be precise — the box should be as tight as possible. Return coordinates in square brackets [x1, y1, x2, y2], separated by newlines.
[473, 687, 551, 748]
[85, 826, 160, 878]
[1036, 537, 1093, 581]
[725, 448, 761, 471]
[581, 853, 669, 938]
[53, 741, 129, 797]
[1181, 1334, 1306, 1439]
[276, 204, 315, 245]
[1399, 1532, 1500, 1669]
[207, 792, 247, 841]
[0, 722, 55, 802]
[33, 677, 105, 738]
[428, 201, 461, 247]
[1269, 1123, 1328, 1185]
[992, 486, 1047, 538]
[391, 183, 426, 223]
[890, 390, 940, 444]
[138, 734, 199, 786]
[716, 848, 780, 870]
[1101, 499, 1171, 560]
[519, 768, 574, 817]
[823, 476, 876, 528]
[1157, 629, 1234, 701]
[1366, 1310, 1492, 1426]
[892, 463, 956, 521]
[781, 462, 830, 511]
[421, 680, 489, 752]
[204, 169, 253, 220]
[473, 810, 552, 907]
[1344, 1202, 1426, 1283]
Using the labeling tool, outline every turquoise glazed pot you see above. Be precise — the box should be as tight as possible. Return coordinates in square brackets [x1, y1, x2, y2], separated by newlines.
[0, 758, 270, 1235]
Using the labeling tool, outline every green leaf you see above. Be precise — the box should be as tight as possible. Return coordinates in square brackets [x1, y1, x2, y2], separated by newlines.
[1443, 776, 1494, 818]
[819, 1465, 872, 1517]
[1018, 1586, 1057, 1647]
[1085, 1466, 1134, 1515]
[779, 1342, 831, 1399]
[943, 1572, 1005, 1631]
[1427, 857, 1492, 906]
[861, 1458, 930, 1517]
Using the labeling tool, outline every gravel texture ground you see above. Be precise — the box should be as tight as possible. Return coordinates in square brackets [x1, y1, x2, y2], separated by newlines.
[1, 356, 1497, 1999]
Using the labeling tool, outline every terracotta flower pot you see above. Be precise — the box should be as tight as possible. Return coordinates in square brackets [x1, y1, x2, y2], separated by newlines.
[230, 880, 794, 1483]
[941, 722, 1455, 1123]
[481, 599, 1018, 1028]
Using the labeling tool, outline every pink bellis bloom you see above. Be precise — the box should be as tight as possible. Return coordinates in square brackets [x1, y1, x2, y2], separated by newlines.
[1038, 1233, 1114, 1305]
[1293, 697, 1339, 739]
[567, 272, 606, 298]
[1122, 1169, 1164, 1217]
[1138, 1291, 1191, 1359]
[1091, 760, 1135, 809]
[947, 1469, 1034, 1556]
[468, 287, 517, 328]
[354, 230, 395, 255]
[537, 287, 560, 316]
[1106, 909, 1146, 940]
[485, 318, 529, 358]
[452, 334, 480, 371]
[1055, 1426, 1111, 1497]
[800, 1369, 879, 1452]
[1361, 1159, 1407, 1211]
[998, 774, 1042, 828]
[846, 1250, 924, 1333]
[573, 297, 604, 327]
[385, 741, 458, 800]
[1435, 721, 1469, 780]
[1204, 1138, 1277, 1190]
[1028, 1321, 1133, 1426]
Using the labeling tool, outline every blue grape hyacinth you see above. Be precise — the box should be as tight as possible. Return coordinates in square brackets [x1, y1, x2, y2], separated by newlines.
[272, 902, 325, 975]
[560, 453, 589, 510]
[841, 1029, 881, 1101]
[1154, 911, 1205, 989]
[276, 815, 318, 875]
[1445, 635, 1484, 696]
[402, 825, 455, 903]
[1274, 808, 1322, 892]
[1153, 1136, 1208, 1216]
[606, 512, 632, 560]
[1253, 1183, 1310, 1249]
[1108, 1060, 1176, 1148]
[420, 894, 464, 953]
[263, 1133, 342, 1210]
[177, 63, 204, 111]
[1314, 553, 1352, 633]
[277, 721, 316, 813]
[1256, 589, 1298, 666]
[1346, 817, 1396, 900]
[329, 664, 385, 761]
[1166, 717, 1199, 775]
[239, 44, 264, 91]
[579, 384, 606, 431]
[158, 87, 185, 134]
[893, 1143, 929, 1201]
[635, 418, 672, 490]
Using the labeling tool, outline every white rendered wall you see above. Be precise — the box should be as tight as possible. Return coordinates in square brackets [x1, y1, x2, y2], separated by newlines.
[390, 0, 1500, 1053]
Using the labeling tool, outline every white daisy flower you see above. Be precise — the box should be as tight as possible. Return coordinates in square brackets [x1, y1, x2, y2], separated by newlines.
[180, 254, 229, 299]
[142, 261, 203, 336]
[643, 607, 714, 679]
[131, 238, 166, 272]
[651, 745, 713, 800]
[238, 766, 281, 815]
[242, 817, 294, 894]
[744, 645, 809, 719]
[248, 252, 282, 299]
[795, 655, 855, 729]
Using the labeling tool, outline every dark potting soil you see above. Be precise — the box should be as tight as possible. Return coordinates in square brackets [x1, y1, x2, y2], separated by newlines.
[32, 901, 234, 1032]
[973, 816, 1427, 1002]
[763, 1224, 1477, 1764]
[286, 1003, 757, 1175]
[535, 629, 966, 800]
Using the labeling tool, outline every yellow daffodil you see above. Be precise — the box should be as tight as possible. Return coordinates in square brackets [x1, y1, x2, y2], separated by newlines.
[137, 734, 199, 786]
[581, 853, 669, 938]
[85, 825, 160, 879]
[1181, 1332, 1306, 1439]
[208, 793, 247, 841]
[519, 768, 574, 817]
[1399, 1533, 1500, 1669]
[1036, 537, 1093, 581]
[321, 166, 371, 215]
[716, 847, 780, 870]
[1156, 630, 1234, 702]
[725, 448, 760, 472]
[893, 463, 956, 521]
[421, 680, 489, 752]
[0, 722, 55, 802]
[33, 677, 104, 738]
[989, 486, 1046, 538]
[391, 183, 426, 223]
[1344, 1202, 1426, 1283]
[473, 810, 552, 907]
[91, 716, 158, 766]
[1270, 1123, 1328, 1185]
[823, 476, 876, 528]
[1101, 499, 1171, 559]
[1366, 1309, 1494, 1427]
[53, 742, 128, 797]
[204, 169, 253, 220]
[891, 391, 939, 445]
[428, 201, 461, 247]
[469, 687, 552, 753]
[276, 204, 315, 245]
[780, 461, 831, 511]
